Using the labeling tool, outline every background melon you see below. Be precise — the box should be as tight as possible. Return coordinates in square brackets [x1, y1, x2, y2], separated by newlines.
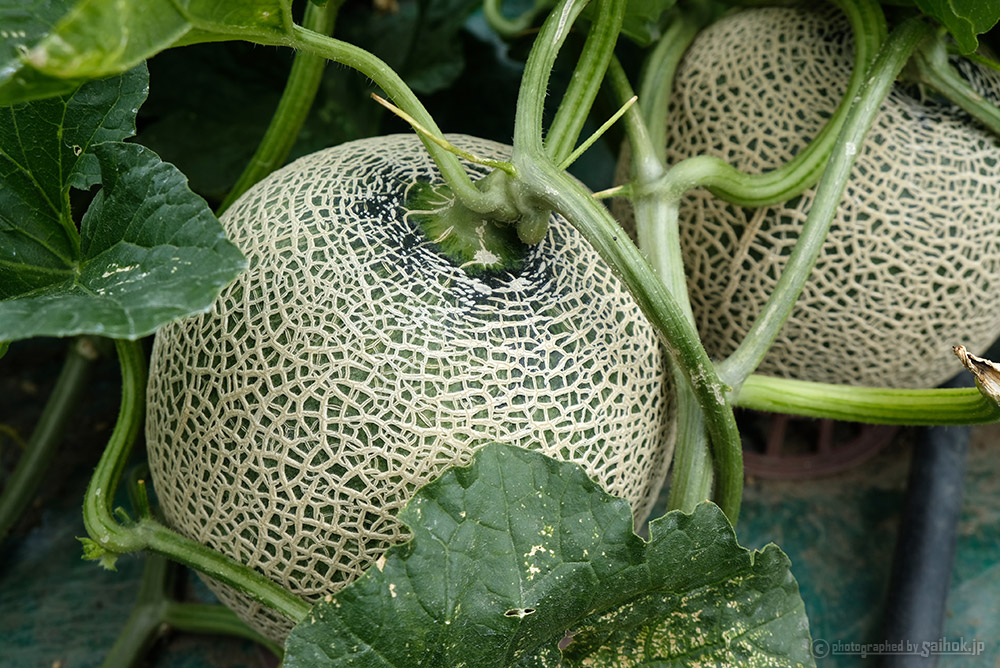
[649, 6, 1000, 388]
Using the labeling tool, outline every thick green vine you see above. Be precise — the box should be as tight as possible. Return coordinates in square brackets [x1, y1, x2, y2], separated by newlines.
[912, 29, 1000, 137]
[652, 0, 888, 208]
[544, 0, 625, 164]
[289, 26, 520, 221]
[100, 554, 282, 667]
[510, 0, 743, 522]
[736, 375, 1000, 425]
[81, 339, 310, 624]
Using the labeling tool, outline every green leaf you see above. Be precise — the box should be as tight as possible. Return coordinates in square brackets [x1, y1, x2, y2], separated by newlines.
[0, 0, 81, 103]
[1, 66, 148, 296]
[0, 0, 293, 106]
[0, 141, 246, 341]
[914, 0, 1000, 53]
[0, 67, 246, 341]
[172, 0, 292, 37]
[284, 444, 815, 667]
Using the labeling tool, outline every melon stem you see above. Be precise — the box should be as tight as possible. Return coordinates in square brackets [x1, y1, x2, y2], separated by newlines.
[405, 176, 529, 273]
[647, 0, 888, 209]
[636, 14, 703, 164]
[291, 27, 520, 222]
[544, 0, 625, 165]
[610, 55, 717, 515]
[515, 150, 745, 522]
[518, 2, 741, 518]
[736, 375, 1000, 425]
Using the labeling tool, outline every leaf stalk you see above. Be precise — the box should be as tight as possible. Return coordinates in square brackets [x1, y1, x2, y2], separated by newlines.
[290, 26, 520, 221]
[544, 0, 626, 164]
[736, 374, 1000, 425]
[911, 29, 1000, 138]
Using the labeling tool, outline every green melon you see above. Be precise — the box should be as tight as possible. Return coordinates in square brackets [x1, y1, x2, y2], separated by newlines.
[145, 134, 672, 640]
[633, 5, 1000, 388]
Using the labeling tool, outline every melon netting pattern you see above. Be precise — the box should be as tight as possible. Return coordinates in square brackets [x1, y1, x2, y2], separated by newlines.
[146, 134, 673, 641]
[622, 5, 1000, 388]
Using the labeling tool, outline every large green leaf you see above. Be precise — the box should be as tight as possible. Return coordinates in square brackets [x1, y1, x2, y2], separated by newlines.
[0, 0, 293, 106]
[1, 67, 148, 297]
[284, 444, 815, 667]
[0, 68, 246, 341]
[0, 0, 80, 103]
[912, 0, 1000, 53]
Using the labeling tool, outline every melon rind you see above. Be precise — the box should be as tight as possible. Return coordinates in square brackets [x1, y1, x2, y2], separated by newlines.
[146, 134, 672, 641]
[634, 6, 1000, 388]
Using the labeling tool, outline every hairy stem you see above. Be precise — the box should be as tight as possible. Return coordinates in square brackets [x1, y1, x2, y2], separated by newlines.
[101, 555, 281, 667]
[545, 0, 625, 164]
[608, 58, 661, 184]
[665, 370, 714, 513]
[100, 555, 174, 668]
[657, 0, 888, 208]
[610, 58, 718, 512]
[636, 15, 703, 162]
[82, 340, 310, 623]
[82, 338, 147, 554]
[163, 601, 283, 657]
[219, 0, 343, 213]
[138, 519, 310, 623]
[512, 0, 591, 154]
[716, 17, 934, 389]
[0, 337, 98, 542]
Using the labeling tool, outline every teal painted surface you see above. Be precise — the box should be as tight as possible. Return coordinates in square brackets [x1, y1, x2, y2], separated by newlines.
[734, 426, 1000, 668]
[1, 503, 143, 667]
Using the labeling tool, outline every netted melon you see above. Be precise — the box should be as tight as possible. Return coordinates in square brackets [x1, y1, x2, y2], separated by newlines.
[145, 134, 672, 641]
[651, 6, 1000, 388]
